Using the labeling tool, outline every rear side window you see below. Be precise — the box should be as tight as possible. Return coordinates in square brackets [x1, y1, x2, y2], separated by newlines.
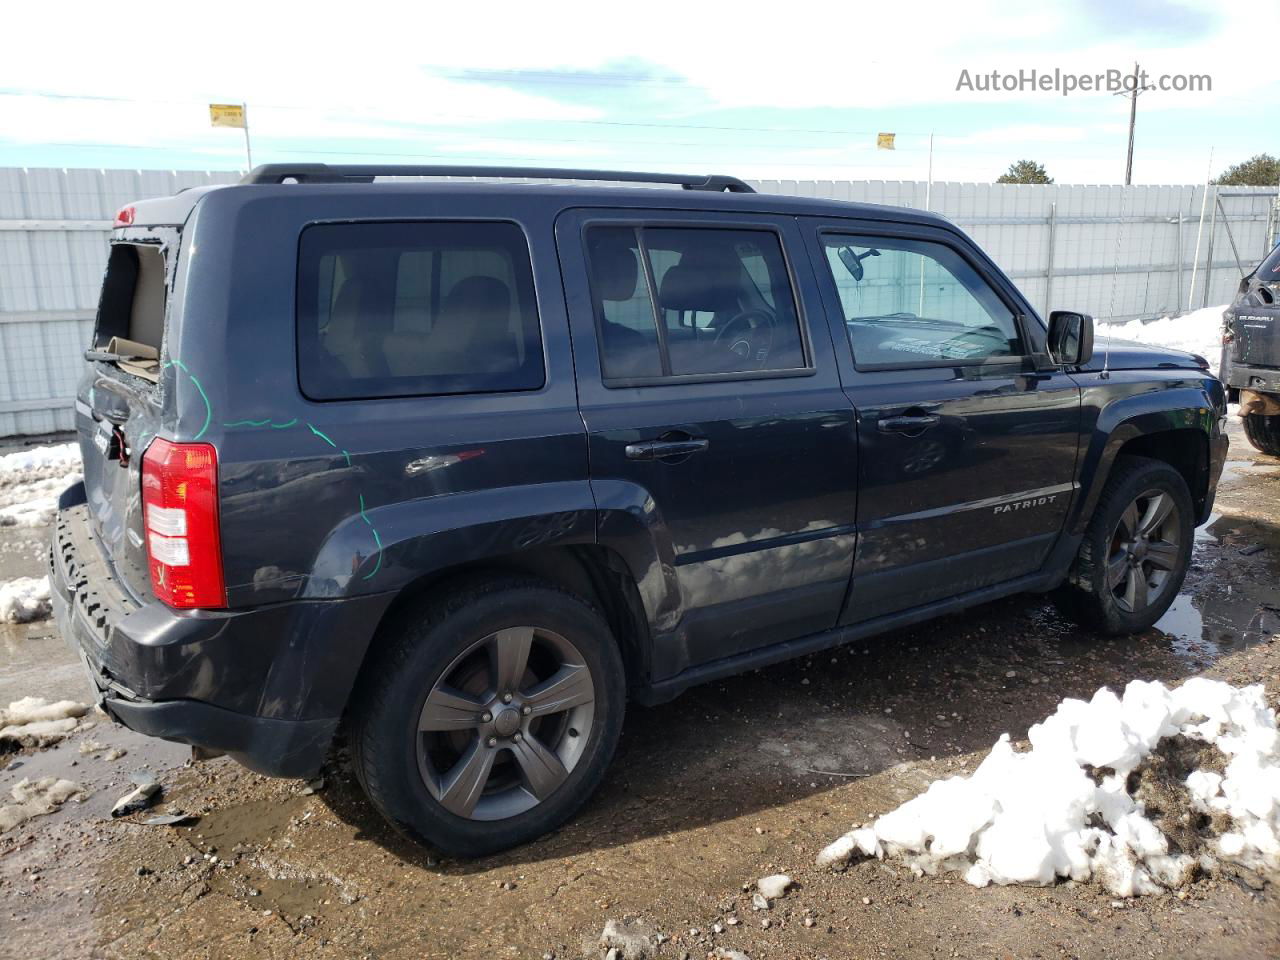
[585, 225, 806, 383]
[297, 221, 544, 400]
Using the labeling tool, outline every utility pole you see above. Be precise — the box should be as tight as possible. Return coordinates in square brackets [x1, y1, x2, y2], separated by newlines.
[1121, 62, 1151, 186]
[1124, 63, 1138, 185]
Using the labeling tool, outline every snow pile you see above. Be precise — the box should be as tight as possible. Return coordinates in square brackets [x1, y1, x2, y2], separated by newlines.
[0, 696, 89, 748]
[1102, 305, 1227, 367]
[817, 678, 1280, 897]
[0, 442, 81, 529]
[0, 477, 75, 528]
[0, 576, 52, 623]
[0, 442, 81, 480]
[0, 777, 84, 833]
[0, 496, 59, 528]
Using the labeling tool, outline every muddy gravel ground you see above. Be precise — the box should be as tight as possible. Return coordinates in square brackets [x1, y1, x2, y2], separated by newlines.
[2, 419, 1279, 960]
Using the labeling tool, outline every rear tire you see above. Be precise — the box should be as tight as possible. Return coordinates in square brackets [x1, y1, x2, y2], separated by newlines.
[1242, 412, 1280, 456]
[350, 577, 625, 857]
[1052, 456, 1194, 635]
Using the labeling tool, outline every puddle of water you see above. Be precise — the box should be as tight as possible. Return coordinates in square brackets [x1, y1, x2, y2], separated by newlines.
[211, 870, 345, 921]
[1153, 593, 1205, 653]
[0, 529, 49, 581]
[178, 796, 307, 853]
[1219, 458, 1280, 486]
[1154, 512, 1280, 660]
[165, 794, 360, 922]
[1154, 588, 1280, 659]
[0, 723, 190, 830]
[1193, 511, 1221, 545]
[1205, 514, 1280, 567]
[0, 627, 89, 706]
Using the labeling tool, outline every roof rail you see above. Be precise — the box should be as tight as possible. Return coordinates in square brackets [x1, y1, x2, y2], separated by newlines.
[240, 163, 755, 193]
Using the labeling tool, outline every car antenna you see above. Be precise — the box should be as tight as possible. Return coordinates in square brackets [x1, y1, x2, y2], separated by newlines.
[1102, 188, 1130, 380]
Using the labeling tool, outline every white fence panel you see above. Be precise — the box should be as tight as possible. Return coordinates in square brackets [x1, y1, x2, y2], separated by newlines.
[0, 167, 1275, 436]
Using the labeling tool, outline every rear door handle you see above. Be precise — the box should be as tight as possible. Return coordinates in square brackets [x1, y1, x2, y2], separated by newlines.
[877, 414, 941, 434]
[624, 438, 710, 461]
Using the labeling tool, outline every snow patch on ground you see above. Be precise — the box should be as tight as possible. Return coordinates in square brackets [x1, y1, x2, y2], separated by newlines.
[597, 918, 659, 960]
[0, 696, 89, 748]
[1, 697, 89, 726]
[0, 442, 81, 480]
[0, 472, 79, 509]
[0, 443, 82, 529]
[818, 678, 1279, 897]
[0, 777, 84, 833]
[0, 576, 52, 623]
[1101, 305, 1227, 367]
[0, 496, 59, 528]
[0, 472, 80, 528]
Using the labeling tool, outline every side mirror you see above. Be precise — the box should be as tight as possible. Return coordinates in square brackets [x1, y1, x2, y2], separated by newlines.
[1047, 310, 1094, 366]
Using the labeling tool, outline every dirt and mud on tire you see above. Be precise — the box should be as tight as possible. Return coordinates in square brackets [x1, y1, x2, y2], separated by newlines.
[1053, 455, 1195, 635]
[349, 576, 627, 858]
[1242, 411, 1280, 457]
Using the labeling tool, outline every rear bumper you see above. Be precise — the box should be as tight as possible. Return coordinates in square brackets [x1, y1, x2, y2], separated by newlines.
[94, 686, 338, 778]
[1226, 362, 1280, 394]
[49, 484, 392, 778]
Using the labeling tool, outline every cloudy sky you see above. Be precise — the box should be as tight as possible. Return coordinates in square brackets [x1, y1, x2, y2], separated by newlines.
[0, 0, 1274, 185]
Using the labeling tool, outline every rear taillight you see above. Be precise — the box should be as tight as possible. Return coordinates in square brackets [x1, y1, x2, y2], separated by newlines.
[114, 205, 135, 227]
[141, 438, 225, 609]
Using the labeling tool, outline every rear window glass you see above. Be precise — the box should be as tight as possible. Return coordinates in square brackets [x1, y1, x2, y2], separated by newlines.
[297, 221, 544, 400]
[95, 242, 166, 350]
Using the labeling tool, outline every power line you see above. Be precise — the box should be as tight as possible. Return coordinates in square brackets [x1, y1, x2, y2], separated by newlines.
[0, 87, 938, 139]
[27, 139, 908, 169]
[23, 135, 1128, 167]
[2, 88, 1180, 171]
[442, 67, 702, 87]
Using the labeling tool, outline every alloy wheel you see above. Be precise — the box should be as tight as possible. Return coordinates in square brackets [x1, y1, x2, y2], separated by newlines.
[1106, 488, 1183, 615]
[415, 626, 596, 821]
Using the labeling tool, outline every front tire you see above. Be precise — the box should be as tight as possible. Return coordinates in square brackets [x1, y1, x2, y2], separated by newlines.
[1052, 456, 1194, 635]
[1242, 412, 1280, 456]
[351, 577, 625, 857]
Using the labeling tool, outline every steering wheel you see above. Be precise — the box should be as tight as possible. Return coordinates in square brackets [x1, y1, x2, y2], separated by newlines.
[713, 309, 778, 367]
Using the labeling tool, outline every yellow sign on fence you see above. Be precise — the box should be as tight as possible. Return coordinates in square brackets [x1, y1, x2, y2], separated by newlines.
[209, 104, 246, 129]
[877, 132, 896, 150]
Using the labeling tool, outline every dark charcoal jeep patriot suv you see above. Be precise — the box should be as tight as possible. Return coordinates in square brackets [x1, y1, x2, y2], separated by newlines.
[51, 164, 1228, 855]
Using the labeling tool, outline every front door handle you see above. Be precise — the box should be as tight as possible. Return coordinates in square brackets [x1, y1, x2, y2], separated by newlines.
[624, 438, 710, 461]
[877, 414, 941, 434]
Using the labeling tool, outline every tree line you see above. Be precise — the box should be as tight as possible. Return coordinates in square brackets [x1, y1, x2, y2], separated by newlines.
[992, 154, 1278, 186]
